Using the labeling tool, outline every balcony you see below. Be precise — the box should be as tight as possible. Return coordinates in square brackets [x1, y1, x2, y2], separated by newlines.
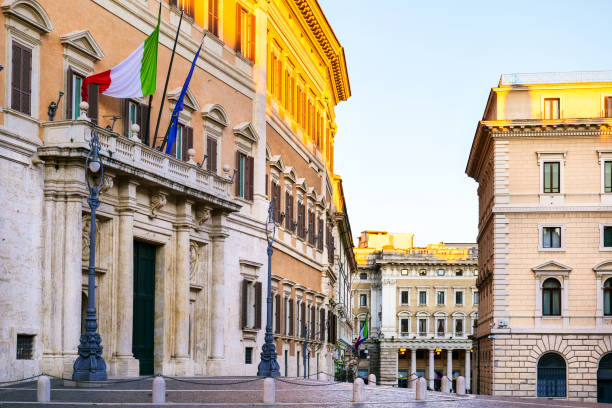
[40, 120, 237, 208]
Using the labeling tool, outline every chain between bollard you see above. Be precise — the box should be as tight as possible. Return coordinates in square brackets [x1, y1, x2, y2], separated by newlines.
[161, 375, 263, 386]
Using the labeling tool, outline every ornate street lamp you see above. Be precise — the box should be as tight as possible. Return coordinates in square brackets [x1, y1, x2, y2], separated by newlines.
[73, 130, 107, 381]
[257, 201, 281, 377]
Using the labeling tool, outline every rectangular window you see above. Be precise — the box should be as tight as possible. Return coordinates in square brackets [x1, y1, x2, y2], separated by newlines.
[418, 319, 427, 336]
[419, 291, 427, 305]
[128, 100, 139, 139]
[359, 320, 365, 331]
[455, 291, 463, 306]
[71, 73, 83, 119]
[236, 4, 255, 61]
[400, 318, 409, 334]
[206, 137, 218, 172]
[455, 319, 464, 336]
[544, 98, 560, 119]
[605, 161, 612, 193]
[455, 270, 463, 277]
[542, 226, 562, 249]
[436, 319, 445, 337]
[235, 152, 253, 200]
[359, 294, 367, 307]
[400, 290, 409, 304]
[241, 280, 262, 329]
[207, 0, 219, 36]
[605, 226, 612, 248]
[437, 291, 445, 305]
[401, 269, 408, 276]
[245, 347, 253, 364]
[11, 41, 32, 115]
[175, 124, 184, 161]
[606, 96, 612, 118]
[543, 162, 560, 193]
[473, 292, 479, 305]
[16, 334, 34, 360]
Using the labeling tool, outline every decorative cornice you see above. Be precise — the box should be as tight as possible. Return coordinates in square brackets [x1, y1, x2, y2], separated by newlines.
[60, 30, 105, 61]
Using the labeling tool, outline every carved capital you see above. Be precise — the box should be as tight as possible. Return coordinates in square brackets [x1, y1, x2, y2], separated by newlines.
[150, 191, 168, 218]
[194, 206, 212, 229]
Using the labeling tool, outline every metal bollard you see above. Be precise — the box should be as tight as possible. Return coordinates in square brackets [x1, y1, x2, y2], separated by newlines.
[152, 376, 166, 404]
[441, 376, 451, 393]
[263, 377, 275, 404]
[456, 376, 466, 395]
[415, 377, 426, 400]
[37, 376, 50, 403]
[352, 378, 365, 402]
[367, 373, 376, 386]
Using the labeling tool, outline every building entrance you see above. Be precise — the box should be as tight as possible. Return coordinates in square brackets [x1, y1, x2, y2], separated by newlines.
[132, 241, 156, 375]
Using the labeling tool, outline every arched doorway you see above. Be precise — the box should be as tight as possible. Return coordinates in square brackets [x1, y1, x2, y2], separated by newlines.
[537, 353, 566, 397]
[598, 353, 612, 403]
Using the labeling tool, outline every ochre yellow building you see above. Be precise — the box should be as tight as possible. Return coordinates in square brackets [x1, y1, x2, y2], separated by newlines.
[353, 231, 478, 390]
[466, 72, 612, 402]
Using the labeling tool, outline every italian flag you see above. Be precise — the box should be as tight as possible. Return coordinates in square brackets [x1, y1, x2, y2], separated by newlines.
[81, 12, 160, 102]
[354, 316, 369, 352]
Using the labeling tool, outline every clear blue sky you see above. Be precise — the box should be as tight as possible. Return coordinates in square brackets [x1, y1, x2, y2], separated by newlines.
[319, 0, 612, 246]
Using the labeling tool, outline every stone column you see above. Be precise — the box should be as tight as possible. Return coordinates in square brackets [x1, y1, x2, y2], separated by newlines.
[465, 350, 471, 392]
[207, 211, 229, 375]
[62, 196, 83, 376]
[173, 200, 193, 375]
[410, 349, 417, 389]
[428, 349, 434, 390]
[379, 346, 398, 386]
[111, 181, 139, 376]
[446, 349, 453, 381]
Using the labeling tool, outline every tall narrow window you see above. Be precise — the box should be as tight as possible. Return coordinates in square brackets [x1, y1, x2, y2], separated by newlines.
[70, 72, 83, 119]
[235, 151, 254, 200]
[437, 291, 445, 305]
[455, 319, 464, 336]
[11, 41, 32, 115]
[542, 278, 561, 316]
[206, 137, 218, 172]
[400, 319, 409, 334]
[285, 191, 294, 231]
[544, 98, 560, 119]
[174, 0, 194, 18]
[542, 226, 562, 249]
[418, 318, 427, 336]
[236, 4, 255, 61]
[207, 0, 219, 36]
[401, 290, 409, 304]
[473, 292, 479, 305]
[455, 291, 463, 306]
[436, 319, 445, 337]
[359, 294, 367, 307]
[543, 162, 560, 193]
[605, 278, 612, 316]
[419, 291, 427, 305]
[605, 97, 612, 118]
[605, 161, 612, 193]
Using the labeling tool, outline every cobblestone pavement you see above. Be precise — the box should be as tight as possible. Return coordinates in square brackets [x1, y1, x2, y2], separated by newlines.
[0, 376, 609, 407]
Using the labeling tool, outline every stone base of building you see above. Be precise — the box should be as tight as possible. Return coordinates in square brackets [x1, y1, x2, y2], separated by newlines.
[480, 332, 612, 402]
[109, 355, 140, 377]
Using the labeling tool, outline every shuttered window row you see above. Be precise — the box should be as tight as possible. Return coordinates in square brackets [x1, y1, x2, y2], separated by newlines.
[270, 181, 282, 224]
[285, 192, 294, 230]
[307, 209, 315, 245]
[297, 202, 306, 239]
[11, 41, 32, 115]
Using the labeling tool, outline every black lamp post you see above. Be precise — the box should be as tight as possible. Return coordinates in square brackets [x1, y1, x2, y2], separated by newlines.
[257, 201, 281, 377]
[73, 130, 107, 381]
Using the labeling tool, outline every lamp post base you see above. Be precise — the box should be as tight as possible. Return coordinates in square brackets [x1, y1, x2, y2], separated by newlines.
[257, 342, 281, 377]
[72, 332, 107, 381]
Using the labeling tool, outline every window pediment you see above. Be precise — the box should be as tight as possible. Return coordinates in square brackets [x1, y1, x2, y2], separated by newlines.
[532, 260, 572, 276]
[594, 260, 612, 275]
[2, 0, 53, 33]
[296, 178, 307, 193]
[397, 311, 411, 317]
[269, 155, 283, 172]
[233, 122, 259, 144]
[202, 103, 229, 127]
[168, 87, 200, 112]
[283, 166, 297, 182]
[60, 30, 105, 61]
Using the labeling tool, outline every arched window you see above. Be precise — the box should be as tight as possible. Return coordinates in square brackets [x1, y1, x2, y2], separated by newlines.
[542, 278, 561, 316]
[605, 278, 612, 316]
[598, 353, 612, 403]
[537, 353, 566, 397]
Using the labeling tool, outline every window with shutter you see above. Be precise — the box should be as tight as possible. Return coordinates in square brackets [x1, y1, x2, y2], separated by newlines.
[275, 294, 281, 334]
[317, 218, 324, 251]
[88, 84, 99, 125]
[11, 41, 32, 115]
[138, 103, 150, 143]
[241, 280, 248, 329]
[320, 308, 325, 341]
[254, 281, 262, 329]
[246, 156, 254, 200]
[300, 302, 306, 338]
[181, 126, 193, 162]
[289, 299, 294, 335]
[311, 306, 315, 339]
[285, 192, 293, 230]
[206, 137, 218, 172]
[208, 0, 219, 36]
[236, 4, 255, 61]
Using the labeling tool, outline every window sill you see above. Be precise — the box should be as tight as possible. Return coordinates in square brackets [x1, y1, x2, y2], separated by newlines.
[538, 248, 565, 252]
[235, 196, 253, 205]
[541, 316, 562, 320]
[599, 247, 612, 252]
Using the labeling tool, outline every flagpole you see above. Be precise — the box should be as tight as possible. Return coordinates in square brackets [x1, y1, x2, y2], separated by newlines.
[152, 9, 183, 149]
[159, 37, 205, 153]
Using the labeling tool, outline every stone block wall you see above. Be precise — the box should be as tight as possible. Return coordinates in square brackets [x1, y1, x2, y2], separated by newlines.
[491, 333, 612, 401]
[379, 346, 398, 385]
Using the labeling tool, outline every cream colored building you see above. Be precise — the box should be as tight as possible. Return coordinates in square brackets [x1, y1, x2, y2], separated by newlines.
[466, 71, 612, 402]
[0, 0, 354, 382]
[352, 231, 477, 390]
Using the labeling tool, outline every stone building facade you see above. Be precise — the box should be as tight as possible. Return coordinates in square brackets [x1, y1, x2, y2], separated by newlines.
[352, 231, 477, 390]
[466, 71, 612, 402]
[0, 0, 354, 382]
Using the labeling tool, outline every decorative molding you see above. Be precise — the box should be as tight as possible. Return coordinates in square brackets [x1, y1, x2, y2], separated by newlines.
[1, 0, 53, 33]
[60, 30, 105, 61]
[201, 103, 229, 127]
[149, 191, 168, 218]
[532, 260, 572, 274]
[100, 175, 114, 194]
[194, 206, 211, 229]
[233, 122, 259, 144]
[168, 87, 200, 112]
